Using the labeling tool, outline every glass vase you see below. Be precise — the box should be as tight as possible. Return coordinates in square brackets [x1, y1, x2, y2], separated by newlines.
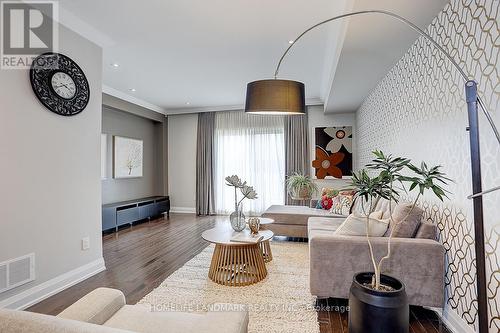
[230, 203, 246, 232]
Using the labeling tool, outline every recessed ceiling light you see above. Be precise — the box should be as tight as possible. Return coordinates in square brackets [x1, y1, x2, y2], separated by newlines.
[111, 63, 119, 68]
[288, 40, 294, 44]
[129, 88, 136, 92]
[185, 102, 190, 105]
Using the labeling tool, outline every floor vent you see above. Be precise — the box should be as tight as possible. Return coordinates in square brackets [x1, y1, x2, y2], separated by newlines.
[0, 254, 35, 294]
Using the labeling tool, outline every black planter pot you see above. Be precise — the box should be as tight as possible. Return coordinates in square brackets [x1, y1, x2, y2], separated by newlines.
[348, 272, 409, 333]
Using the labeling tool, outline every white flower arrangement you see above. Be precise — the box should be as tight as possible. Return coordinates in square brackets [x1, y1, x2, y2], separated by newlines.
[225, 175, 258, 207]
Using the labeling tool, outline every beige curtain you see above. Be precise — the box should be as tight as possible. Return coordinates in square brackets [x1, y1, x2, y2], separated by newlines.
[284, 113, 309, 205]
[196, 112, 216, 215]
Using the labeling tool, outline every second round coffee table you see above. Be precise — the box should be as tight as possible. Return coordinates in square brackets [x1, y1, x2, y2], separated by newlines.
[250, 217, 274, 262]
[202, 225, 274, 287]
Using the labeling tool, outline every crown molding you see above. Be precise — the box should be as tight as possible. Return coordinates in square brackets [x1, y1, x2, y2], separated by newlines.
[165, 104, 243, 115]
[306, 97, 324, 106]
[164, 98, 324, 115]
[102, 85, 167, 115]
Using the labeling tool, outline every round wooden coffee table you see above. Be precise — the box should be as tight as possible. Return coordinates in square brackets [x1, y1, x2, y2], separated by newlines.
[202, 226, 274, 286]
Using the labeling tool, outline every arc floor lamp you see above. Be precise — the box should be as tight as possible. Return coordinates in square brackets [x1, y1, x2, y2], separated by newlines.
[245, 10, 499, 333]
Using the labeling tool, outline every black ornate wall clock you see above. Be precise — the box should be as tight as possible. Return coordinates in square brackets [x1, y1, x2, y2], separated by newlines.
[30, 52, 90, 116]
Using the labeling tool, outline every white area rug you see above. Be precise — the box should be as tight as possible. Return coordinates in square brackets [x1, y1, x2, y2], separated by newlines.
[138, 241, 320, 333]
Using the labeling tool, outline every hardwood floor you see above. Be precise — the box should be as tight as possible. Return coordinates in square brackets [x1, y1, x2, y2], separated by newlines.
[28, 213, 451, 332]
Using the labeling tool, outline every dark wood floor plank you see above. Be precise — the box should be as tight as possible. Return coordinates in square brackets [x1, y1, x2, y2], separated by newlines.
[27, 214, 450, 333]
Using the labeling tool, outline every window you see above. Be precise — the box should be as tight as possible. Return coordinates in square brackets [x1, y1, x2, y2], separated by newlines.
[214, 111, 285, 215]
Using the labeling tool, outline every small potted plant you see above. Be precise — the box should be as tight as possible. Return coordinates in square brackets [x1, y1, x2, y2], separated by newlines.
[286, 173, 318, 200]
[348, 151, 450, 333]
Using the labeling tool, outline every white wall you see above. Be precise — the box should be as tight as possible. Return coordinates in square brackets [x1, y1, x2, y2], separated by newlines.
[0, 25, 103, 308]
[307, 105, 356, 197]
[167, 113, 198, 213]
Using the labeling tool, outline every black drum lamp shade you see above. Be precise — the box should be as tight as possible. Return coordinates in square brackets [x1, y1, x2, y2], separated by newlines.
[244, 79, 305, 115]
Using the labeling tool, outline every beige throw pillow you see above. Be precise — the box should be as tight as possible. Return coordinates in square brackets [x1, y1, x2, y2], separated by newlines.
[368, 211, 383, 220]
[334, 213, 389, 237]
[383, 203, 424, 237]
[330, 194, 354, 215]
[415, 221, 438, 240]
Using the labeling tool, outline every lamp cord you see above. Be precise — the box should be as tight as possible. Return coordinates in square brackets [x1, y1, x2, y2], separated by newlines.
[275, 9, 500, 198]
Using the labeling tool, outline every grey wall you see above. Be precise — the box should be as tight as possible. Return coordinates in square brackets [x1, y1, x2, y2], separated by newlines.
[102, 107, 164, 204]
[0, 25, 103, 305]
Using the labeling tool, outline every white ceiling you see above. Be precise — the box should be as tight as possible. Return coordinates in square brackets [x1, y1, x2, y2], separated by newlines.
[324, 0, 449, 113]
[57, 0, 448, 115]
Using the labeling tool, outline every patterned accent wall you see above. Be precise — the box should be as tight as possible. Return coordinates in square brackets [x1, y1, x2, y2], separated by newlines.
[356, 0, 499, 332]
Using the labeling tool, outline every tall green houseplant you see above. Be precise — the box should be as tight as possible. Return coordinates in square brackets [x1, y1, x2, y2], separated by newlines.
[350, 150, 450, 290]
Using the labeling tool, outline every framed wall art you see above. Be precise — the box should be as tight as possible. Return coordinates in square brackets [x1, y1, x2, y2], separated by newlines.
[113, 136, 143, 178]
[312, 126, 352, 179]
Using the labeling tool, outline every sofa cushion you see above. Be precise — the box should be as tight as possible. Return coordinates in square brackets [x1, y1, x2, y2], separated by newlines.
[319, 195, 334, 210]
[58, 287, 125, 325]
[307, 216, 345, 233]
[335, 213, 389, 237]
[308, 228, 340, 239]
[321, 187, 339, 198]
[415, 221, 438, 240]
[262, 205, 344, 226]
[0, 309, 133, 333]
[330, 194, 354, 215]
[104, 305, 200, 333]
[384, 203, 424, 237]
[104, 304, 248, 333]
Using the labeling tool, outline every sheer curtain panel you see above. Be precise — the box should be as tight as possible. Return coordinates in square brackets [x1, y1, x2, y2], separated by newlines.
[214, 111, 285, 215]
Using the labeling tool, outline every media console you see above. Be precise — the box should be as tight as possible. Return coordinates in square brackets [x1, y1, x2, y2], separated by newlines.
[102, 196, 170, 232]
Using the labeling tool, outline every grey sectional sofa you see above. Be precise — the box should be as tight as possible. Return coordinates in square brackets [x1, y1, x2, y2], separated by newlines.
[308, 217, 445, 307]
[307, 197, 445, 308]
[261, 204, 344, 238]
[262, 198, 445, 308]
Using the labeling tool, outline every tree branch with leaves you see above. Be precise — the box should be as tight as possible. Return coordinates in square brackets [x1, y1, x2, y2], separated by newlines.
[350, 150, 451, 290]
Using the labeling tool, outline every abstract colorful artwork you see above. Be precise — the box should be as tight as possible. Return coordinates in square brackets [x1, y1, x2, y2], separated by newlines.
[313, 126, 353, 179]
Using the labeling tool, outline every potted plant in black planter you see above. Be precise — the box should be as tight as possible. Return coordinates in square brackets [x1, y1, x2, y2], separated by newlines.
[348, 151, 450, 333]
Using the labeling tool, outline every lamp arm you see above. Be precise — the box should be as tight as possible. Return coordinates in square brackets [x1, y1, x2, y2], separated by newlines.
[275, 9, 500, 197]
[274, 10, 468, 81]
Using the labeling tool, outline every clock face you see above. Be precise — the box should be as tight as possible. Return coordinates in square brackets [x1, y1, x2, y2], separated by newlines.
[51, 72, 76, 99]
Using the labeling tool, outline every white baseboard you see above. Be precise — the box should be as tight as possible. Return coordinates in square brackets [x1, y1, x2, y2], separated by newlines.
[170, 206, 196, 214]
[430, 307, 475, 333]
[0, 257, 106, 310]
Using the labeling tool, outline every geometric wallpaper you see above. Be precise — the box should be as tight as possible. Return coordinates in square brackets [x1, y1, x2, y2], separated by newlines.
[356, 1, 499, 332]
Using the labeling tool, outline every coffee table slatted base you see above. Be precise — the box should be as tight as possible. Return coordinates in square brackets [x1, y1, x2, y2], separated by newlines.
[260, 241, 273, 263]
[208, 243, 269, 286]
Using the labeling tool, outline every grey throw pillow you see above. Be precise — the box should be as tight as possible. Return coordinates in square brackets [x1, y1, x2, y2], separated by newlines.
[415, 221, 438, 240]
[384, 203, 423, 238]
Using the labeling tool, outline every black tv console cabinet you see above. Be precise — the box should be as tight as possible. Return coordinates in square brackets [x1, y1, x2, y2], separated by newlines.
[102, 196, 170, 232]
